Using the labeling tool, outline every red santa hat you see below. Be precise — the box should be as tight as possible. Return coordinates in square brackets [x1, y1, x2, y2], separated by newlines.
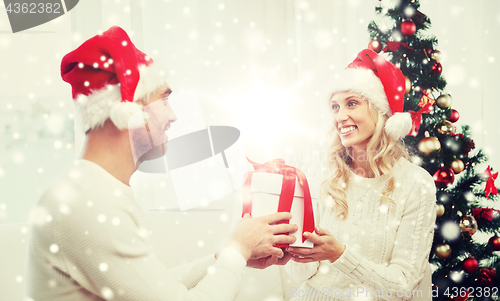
[330, 49, 412, 140]
[61, 26, 166, 132]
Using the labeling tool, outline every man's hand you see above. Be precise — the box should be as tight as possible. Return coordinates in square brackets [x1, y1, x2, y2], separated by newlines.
[246, 251, 293, 269]
[225, 212, 298, 261]
[287, 227, 345, 263]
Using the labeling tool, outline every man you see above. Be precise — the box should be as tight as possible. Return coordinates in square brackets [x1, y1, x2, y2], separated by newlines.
[26, 26, 296, 300]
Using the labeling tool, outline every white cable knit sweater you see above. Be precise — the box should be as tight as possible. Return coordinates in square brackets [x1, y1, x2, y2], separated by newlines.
[26, 159, 247, 301]
[285, 158, 437, 300]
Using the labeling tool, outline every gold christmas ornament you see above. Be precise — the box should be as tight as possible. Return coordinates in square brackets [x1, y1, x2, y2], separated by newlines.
[404, 76, 412, 94]
[436, 94, 452, 109]
[368, 40, 383, 53]
[418, 136, 441, 155]
[436, 204, 445, 217]
[460, 215, 478, 236]
[436, 120, 455, 136]
[451, 159, 465, 174]
[435, 243, 451, 259]
[431, 50, 442, 62]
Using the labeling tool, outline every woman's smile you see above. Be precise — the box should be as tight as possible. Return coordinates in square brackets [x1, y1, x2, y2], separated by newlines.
[331, 92, 376, 150]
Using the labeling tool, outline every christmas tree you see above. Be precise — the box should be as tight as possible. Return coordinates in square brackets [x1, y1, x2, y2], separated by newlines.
[367, 1, 500, 300]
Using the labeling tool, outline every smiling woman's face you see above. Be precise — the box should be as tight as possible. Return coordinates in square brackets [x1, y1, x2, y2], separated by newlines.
[330, 92, 376, 151]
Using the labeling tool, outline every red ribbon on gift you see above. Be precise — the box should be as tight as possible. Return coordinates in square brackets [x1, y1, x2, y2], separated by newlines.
[383, 41, 414, 52]
[408, 102, 433, 136]
[484, 165, 498, 199]
[472, 208, 499, 222]
[242, 158, 315, 244]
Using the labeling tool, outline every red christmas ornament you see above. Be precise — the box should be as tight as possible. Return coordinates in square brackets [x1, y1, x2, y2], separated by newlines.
[433, 166, 455, 188]
[401, 19, 416, 36]
[449, 109, 460, 123]
[431, 62, 443, 75]
[478, 267, 496, 287]
[451, 133, 476, 155]
[368, 40, 383, 53]
[488, 235, 500, 251]
[463, 257, 479, 273]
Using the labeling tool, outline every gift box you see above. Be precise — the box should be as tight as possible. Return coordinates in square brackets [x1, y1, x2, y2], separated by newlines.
[239, 159, 319, 248]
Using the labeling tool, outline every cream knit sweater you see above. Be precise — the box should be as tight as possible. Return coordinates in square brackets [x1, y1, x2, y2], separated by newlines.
[26, 159, 247, 301]
[285, 158, 437, 300]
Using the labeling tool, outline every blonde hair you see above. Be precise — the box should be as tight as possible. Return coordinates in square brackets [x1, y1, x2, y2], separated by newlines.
[321, 94, 408, 220]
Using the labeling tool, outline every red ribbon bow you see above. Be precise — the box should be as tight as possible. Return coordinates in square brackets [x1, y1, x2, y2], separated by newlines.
[417, 89, 436, 107]
[383, 41, 414, 52]
[472, 208, 499, 222]
[479, 267, 497, 287]
[408, 102, 433, 136]
[484, 166, 498, 199]
[242, 158, 315, 244]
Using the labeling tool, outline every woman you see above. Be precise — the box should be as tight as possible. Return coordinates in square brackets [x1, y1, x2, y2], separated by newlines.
[285, 49, 436, 300]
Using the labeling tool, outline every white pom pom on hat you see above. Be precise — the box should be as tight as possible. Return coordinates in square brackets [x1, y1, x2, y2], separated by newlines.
[61, 26, 167, 132]
[330, 49, 412, 140]
[385, 112, 412, 140]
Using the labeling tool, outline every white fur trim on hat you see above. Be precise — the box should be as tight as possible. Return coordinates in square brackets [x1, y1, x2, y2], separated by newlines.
[109, 101, 145, 130]
[74, 61, 167, 132]
[134, 61, 167, 102]
[331, 68, 392, 116]
[385, 112, 412, 140]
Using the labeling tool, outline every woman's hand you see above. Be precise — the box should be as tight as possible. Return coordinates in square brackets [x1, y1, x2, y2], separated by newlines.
[287, 227, 345, 263]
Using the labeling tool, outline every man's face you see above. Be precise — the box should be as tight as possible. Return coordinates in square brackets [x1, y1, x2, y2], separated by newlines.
[143, 82, 177, 148]
[129, 82, 177, 166]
